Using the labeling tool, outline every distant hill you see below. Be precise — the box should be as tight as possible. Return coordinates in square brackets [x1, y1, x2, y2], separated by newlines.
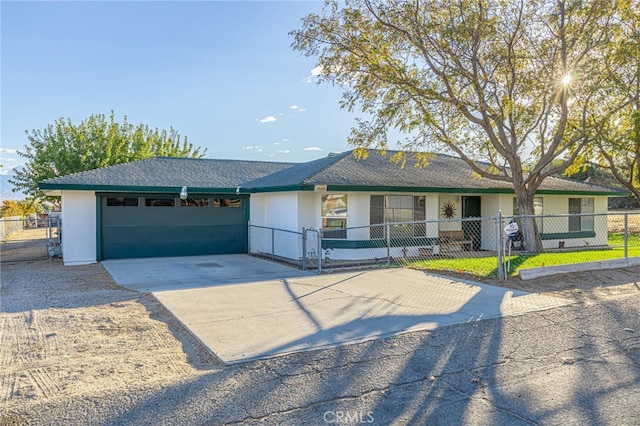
[1, 169, 26, 201]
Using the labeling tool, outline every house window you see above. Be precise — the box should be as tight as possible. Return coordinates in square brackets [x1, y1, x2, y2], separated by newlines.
[180, 198, 209, 207]
[106, 197, 139, 207]
[513, 197, 543, 232]
[370, 195, 426, 238]
[569, 198, 594, 232]
[321, 194, 347, 238]
[213, 198, 241, 207]
[145, 198, 175, 207]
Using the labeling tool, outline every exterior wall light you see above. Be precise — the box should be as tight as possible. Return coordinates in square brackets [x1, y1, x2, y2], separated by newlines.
[180, 186, 188, 200]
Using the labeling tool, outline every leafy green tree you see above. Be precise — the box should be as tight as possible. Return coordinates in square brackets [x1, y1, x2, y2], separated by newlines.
[292, 0, 637, 251]
[584, 13, 640, 205]
[11, 112, 206, 199]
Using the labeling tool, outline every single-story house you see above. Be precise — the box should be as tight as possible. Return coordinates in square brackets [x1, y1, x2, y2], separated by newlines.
[39, 150, 625, 265]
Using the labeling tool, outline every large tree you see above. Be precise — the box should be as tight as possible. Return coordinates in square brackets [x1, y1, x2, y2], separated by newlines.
[292, 0, 637, 251]
[11, 112, 206, 200]
[586, 9, 640, 203]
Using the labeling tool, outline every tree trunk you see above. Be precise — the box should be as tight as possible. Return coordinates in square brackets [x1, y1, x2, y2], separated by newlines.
[514, 191, 543, 253]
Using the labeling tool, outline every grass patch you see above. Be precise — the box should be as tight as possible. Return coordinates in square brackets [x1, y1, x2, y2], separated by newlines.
[405, 233, 640, 278]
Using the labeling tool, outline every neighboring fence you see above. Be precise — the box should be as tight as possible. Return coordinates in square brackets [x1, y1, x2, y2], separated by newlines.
[0, 216, 23, 241]
[249, 211, 640, 280]
[0, 215, 62, 262]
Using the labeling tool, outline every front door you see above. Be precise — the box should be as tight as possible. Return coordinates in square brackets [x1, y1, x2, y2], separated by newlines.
[462, 196, 481, 250]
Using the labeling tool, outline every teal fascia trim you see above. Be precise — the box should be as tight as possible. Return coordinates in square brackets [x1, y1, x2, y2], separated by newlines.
[95, 191, 249, 198]
[535, 189, 629, 196]
[322, 236, 439, 249]
[248, 185, 311, 193]
[40, 183, 627, 197]
[40, 183, 242, 194]
[249, 184, 625, 196]
[540, 231, 596, 240]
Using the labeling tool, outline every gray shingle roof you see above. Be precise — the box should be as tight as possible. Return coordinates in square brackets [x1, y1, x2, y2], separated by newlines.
[39, 157, 293, 191]
[245, 150, 623, 194]
[39, 150, 625, 195]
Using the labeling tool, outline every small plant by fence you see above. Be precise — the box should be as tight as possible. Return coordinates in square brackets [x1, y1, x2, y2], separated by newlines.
[249, 211, 640, 280]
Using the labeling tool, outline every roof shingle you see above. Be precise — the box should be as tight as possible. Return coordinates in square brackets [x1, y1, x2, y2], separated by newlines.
[39, 150, 625, 195]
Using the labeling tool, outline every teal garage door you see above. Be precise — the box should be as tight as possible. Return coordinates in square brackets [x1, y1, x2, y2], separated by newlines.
[100, 195, 248, 259]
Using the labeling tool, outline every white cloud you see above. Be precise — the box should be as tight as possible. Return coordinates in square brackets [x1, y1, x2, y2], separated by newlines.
[0, 164, 19, 176]
[303, 146, 323, 151]
[303, 66, 324, 83]
[258, 116, 276, 123]
[281, 138, 289, 143]
[273, 142, 280, 146]
[279, 150, 291, 154]
[0, 148, 18, 154]
[243, 145, 263, 151]
[289, 105, 306, 112]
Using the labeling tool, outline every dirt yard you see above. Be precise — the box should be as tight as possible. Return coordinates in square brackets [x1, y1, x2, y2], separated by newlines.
[0, 230, 218, 424]
[1, 228, 639, 424]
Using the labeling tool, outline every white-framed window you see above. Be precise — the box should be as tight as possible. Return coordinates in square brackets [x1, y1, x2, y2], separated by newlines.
[321, 194, 347, 238]
[569, 197, 594, 232]
[370, 195, 426, 238]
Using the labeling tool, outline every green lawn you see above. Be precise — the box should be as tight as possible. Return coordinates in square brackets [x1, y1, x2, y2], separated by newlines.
[404, 233, 640, 278]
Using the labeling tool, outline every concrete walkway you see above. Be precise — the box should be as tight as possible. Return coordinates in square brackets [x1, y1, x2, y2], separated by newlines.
[103, 255, 572, 364]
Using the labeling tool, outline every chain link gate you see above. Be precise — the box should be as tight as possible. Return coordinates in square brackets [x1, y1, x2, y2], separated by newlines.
[0, 215, 61, 263]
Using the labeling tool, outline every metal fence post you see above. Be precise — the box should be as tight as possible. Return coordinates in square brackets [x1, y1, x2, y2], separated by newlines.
[497, 210, 505, 281]
[271, 228, 275, 261]
[247, 222, 252, 255]
[302, 227, 307, 271]
[386, 223, 391, 267]
[624, 211, 629, 261]
[318, 228, 323, 274]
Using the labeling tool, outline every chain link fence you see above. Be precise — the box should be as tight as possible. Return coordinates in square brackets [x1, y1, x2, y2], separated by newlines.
[0, 216, 24, 241]
[250, 211, 640, 280]
[0, 215, 62, 263]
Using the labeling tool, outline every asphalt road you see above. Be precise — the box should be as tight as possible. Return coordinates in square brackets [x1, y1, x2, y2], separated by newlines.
[14, 290, 640, 425]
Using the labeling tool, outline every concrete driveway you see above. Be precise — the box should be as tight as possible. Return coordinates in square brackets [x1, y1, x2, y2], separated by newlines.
[102, 255, 572, 364]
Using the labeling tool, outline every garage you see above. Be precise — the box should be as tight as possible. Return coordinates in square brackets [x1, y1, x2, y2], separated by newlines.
[100, 194, 248, 259]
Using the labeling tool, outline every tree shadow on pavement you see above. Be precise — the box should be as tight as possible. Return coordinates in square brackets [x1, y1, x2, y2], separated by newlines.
[99, 294, 640, 425]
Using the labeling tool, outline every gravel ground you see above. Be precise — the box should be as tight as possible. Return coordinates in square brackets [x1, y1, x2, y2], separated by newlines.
[2, 230, 640, 425]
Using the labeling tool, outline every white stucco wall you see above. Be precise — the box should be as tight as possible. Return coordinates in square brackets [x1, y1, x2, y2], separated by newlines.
[61, 190, 97, 265]
[297, 192, 321, 229]
[249, 190, 613, 261]
[249, 192, 302, 260]
[496, 193, 609, 249]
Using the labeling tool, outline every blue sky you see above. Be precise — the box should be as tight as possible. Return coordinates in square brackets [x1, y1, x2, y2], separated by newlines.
[1, 1, 358, 177]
